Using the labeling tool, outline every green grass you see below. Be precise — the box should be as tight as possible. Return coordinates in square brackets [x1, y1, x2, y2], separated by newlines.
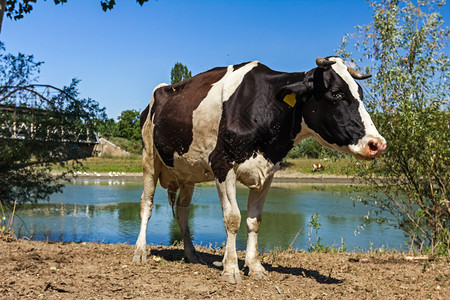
[82, 155, 143, 172]
[281, 157, 361, 175]
[52, 155, 143, 173]
[52, 156, 363, 176]
[74, 136, 368, 175]
[107, 136, 142, 155]
[85, 137, 364, 176]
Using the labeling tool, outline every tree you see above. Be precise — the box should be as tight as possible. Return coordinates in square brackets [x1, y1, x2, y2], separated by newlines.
[338, 0, 449, 254]
[0, 0, 150, 32]
[0, 43, 106, 207]
[95, 117, 119, 138]
[117, 109, 141, 141]
[170, 62, 192, 84]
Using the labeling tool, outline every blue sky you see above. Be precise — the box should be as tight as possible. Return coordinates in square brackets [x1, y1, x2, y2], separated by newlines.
[1, 0, 448, 118]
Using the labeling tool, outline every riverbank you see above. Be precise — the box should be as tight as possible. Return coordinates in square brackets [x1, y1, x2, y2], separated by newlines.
[53, 156, 360, 179]
[1, 238, 448, 299]
[67, 169, 362, 185]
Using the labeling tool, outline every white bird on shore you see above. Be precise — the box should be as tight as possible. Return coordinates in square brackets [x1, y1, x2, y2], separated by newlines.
[108, 172, 113, 177]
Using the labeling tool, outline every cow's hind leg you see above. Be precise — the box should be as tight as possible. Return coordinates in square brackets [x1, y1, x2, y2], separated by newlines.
[245, 174, 274, 278]
[216, 170, 242, 284]
[133, 136, 160, 263]
[175, 184, 206, 264]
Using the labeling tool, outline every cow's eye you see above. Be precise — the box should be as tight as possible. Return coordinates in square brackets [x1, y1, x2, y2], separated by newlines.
[333, 92, 345, 101]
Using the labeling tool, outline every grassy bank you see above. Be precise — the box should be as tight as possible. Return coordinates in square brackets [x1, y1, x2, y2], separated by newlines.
[72, 137, 361, 175]
[282, 157, 358, 175]
[55, 156, 358, 175]
[52, 155, 143, 173]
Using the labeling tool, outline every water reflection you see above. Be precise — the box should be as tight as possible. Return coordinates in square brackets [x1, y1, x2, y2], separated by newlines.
[9, 181, 409, 251]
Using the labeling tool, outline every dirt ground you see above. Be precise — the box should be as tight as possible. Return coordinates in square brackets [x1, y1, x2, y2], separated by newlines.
[1, 238, 448, 299]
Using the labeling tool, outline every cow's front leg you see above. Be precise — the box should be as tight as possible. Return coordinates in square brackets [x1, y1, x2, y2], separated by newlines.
[216, 170, 242, 284]
[245, 174, 273, 278]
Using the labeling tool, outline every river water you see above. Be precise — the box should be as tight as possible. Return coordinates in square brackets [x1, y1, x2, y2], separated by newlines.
[11, 179, 408, 251]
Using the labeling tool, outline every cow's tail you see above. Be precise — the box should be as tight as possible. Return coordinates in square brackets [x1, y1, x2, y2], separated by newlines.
[143, 83, 175, 214]
[140, 83, 168, 130]
[140, 82, 169, 163]
[168, 188, 177, 217]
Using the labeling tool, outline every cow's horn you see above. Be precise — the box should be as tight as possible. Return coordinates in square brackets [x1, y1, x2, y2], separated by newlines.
[316, 57, 336, 68]
[347, 67, 372, 80]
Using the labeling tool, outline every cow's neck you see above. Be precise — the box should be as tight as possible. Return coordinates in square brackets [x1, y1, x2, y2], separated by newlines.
[259, 71, 311, 164]
[286, 70, 315, 146]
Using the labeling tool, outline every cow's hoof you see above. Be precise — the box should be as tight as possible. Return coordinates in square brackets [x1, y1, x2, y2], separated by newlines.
[212, 261, 223, 267]
[221, 272, 243, 284]
[132, 250, 147, 264]
[185, 252, 206, 265]
[249, 270, 269, 279]
[132, 255, 147, 264]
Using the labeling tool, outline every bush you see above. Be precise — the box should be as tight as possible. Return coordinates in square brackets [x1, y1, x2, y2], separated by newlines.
[339, 0, 449, 254]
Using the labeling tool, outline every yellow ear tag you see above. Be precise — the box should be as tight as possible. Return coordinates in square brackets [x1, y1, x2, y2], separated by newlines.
[283, 93, 296, 107]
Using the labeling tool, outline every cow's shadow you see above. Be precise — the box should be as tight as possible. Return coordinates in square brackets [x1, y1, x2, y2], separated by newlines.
[149, 248, 343, 284]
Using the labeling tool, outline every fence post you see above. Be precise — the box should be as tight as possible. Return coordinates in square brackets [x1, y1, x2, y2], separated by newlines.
[12, 105, 17, 138]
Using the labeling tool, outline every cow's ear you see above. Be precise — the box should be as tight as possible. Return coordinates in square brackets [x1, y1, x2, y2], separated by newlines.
[276, 82, 308, 107]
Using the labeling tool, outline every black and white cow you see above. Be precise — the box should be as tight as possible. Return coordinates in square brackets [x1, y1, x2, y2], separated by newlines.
[133, 57, 386, 283]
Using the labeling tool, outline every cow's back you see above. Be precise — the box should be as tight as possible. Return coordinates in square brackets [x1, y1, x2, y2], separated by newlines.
[150, 62, 261, 184]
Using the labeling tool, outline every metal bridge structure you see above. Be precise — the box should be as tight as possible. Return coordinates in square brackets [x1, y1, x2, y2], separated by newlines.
[0, 84, 101, 158]
[0, 104, 99, 144]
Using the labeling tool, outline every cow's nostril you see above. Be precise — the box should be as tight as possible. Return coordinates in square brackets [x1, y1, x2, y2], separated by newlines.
[368, 141, 379, 152]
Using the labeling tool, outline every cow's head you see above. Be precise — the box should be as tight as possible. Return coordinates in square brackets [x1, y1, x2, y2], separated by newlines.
[282, 57, 386, 159]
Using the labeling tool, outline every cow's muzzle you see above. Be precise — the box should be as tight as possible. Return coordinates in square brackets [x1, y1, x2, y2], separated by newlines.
[367, 139, 387, 159]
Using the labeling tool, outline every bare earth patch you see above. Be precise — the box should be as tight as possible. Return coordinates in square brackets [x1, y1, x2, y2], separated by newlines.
[1, 238, 448, 299]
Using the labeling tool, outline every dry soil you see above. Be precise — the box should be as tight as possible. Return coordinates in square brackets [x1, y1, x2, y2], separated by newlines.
[1, 238, 449, 299]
